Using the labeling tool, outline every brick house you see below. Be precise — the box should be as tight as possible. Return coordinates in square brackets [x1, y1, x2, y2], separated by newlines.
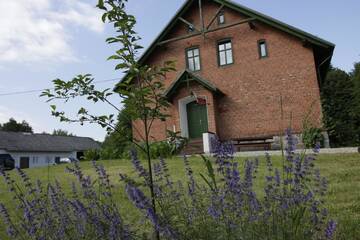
[130, 0, 334, 152]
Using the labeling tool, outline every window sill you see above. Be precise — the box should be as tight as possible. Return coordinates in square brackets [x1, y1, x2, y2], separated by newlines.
[259, 56, 269, 60]
[218, 63, 234, 68]
[187, 69, 202, 73]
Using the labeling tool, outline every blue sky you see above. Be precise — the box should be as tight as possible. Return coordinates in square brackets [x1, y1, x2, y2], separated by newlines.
[0, 0, 359, 141]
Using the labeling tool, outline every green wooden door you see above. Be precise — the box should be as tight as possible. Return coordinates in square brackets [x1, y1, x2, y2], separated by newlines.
[187, 101, 208, 139]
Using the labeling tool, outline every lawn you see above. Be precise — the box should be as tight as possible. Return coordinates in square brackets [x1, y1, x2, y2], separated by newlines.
[0, 153, 359, 239]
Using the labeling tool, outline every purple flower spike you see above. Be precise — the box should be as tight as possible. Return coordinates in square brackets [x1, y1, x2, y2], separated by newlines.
[325, 220, 336, 239]
[0, 203, 17, 238]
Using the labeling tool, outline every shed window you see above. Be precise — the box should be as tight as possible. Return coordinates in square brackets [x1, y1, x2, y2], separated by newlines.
[218, 12, 225, 24]
[186, 47, 201, 71]
[258, 40, 268, 58]
[218, 40, 233, 66]
[32, 157, 39, 164]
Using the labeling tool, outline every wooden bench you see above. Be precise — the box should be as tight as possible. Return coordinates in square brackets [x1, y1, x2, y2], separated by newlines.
[231, 136, 274, 152]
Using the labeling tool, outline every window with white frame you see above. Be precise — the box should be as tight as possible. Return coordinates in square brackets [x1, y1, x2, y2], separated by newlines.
[218, 40, 233, 66]
[186, 47, 201, 71]
[258, 40, 268, 58]
[218, 11, 225, 25]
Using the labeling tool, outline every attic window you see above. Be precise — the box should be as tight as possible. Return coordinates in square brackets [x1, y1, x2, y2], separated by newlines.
[218, 11, 225, 25]
[258, 40, 268, 58]
[188, 24, 195, 33]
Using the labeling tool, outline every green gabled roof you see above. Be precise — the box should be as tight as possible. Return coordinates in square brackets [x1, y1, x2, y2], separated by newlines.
[164, 70, 224, 100]
[116, 0, 334, 90]
[134, 0, 334, 66]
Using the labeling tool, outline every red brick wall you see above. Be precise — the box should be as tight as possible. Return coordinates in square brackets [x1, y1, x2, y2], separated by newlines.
[133, 0, 322, 142]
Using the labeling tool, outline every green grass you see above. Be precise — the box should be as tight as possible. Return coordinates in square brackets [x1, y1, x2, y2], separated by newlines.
[0, 153, 359, 239]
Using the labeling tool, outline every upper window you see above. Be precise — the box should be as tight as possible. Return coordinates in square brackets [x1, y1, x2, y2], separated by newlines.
[218, 40, 233, 66]
[188, 24, 195, 33]
[218, 11, 225, 25]
[186, 47, 201, 71]
[258, 40, 268, 58]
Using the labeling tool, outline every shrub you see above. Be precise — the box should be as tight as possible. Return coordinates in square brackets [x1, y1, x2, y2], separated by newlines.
[135, 131, 188, 160]
[0, 130, 336, 240]
[131, 141, 172, 160]
[82, 149, 100, 161]
[303, 126, 324, 148]
[150, 141, 173, 159]
[166, 130, 188, 155]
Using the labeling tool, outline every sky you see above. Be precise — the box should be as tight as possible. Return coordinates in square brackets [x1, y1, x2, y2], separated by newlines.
[0, 0, 359, 141]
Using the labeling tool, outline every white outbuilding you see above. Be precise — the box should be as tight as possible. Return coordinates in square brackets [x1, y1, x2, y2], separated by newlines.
[0, 131, 100, 168]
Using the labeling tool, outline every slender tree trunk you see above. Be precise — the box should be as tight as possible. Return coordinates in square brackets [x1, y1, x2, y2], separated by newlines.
[144, 118, 160, 240]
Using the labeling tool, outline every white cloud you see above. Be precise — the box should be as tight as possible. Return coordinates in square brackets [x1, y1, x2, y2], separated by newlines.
[0, 105, 40, 130]
[0, 0, 103, 63]
[52, 0, 104, 33]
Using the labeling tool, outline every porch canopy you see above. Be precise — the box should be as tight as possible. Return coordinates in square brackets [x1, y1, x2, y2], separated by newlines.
[163, 70, 224, 100]
[164, 70, 224, 139]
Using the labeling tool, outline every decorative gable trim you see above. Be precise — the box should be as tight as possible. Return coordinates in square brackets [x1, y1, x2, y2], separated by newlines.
[136, 0, 334, 65]
[115, 0, 335, 91]
[163, 70, 224, 100]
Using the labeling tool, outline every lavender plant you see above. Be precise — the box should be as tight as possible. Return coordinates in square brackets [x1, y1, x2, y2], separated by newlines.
[125, 129, 336, 240]
[0, 130, 336, 239]
[0, 162, 132, 240]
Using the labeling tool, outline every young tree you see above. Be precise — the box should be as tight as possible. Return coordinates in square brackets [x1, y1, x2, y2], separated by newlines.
[41, 1, 175, 238]
[101, 108, 133, 159]
[0, 118, 33, 133]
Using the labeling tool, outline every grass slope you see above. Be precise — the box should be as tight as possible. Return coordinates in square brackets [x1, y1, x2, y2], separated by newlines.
[0, 153, 359, 239]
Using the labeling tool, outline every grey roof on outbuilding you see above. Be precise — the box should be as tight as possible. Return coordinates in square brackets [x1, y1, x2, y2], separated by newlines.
[0, 131, 101, 153]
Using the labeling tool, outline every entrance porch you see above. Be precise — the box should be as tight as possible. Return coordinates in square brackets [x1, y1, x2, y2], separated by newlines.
[164, 70, 224, 153]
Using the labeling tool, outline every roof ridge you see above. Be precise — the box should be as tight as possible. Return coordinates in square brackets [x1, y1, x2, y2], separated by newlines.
[32, 133, 92, 139]
[0, 130, 94, 140]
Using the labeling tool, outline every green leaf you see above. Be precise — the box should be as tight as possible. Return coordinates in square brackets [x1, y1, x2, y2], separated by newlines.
[101, 13, 108, 22]
[107, 55, 121, 61]
[200, 155, 217, 191]
[96, 0, 106, 10]
[200, 173, 215, 192]
[115, 63, 128, 70]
